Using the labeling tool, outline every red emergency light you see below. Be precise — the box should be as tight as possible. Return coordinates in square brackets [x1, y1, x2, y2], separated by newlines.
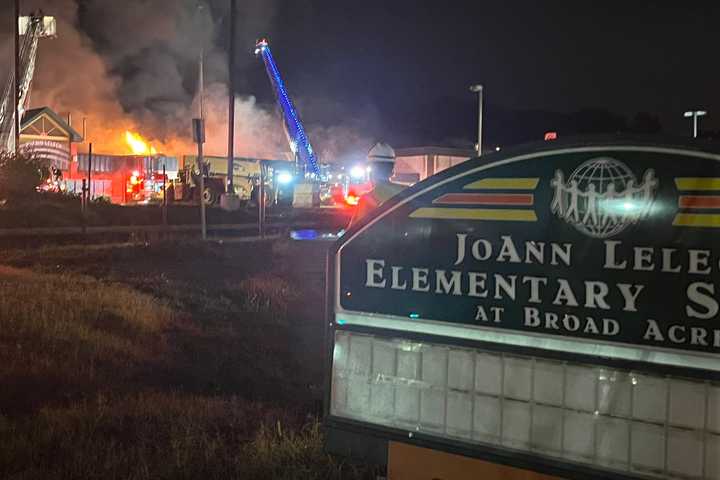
[544, 131, 558, 141]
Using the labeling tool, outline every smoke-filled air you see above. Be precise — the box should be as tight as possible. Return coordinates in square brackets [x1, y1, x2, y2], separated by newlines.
[0, 0, 299, 159]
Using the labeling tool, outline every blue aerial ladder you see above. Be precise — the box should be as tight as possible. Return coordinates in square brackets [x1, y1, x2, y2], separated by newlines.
[255, 38, 320, 177]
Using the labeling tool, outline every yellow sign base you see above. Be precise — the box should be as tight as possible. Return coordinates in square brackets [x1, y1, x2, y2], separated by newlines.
[388, 442, 563, 480]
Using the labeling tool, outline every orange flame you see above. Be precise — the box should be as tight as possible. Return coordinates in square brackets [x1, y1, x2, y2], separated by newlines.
[124, 131, 158, 155]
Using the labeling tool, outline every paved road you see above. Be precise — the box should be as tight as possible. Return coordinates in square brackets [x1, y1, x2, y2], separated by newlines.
[0, 209, 351, 249]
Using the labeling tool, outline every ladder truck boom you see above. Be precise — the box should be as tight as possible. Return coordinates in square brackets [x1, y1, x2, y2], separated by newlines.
[255, 38, 320, 176]
[0, 14, 56, 152]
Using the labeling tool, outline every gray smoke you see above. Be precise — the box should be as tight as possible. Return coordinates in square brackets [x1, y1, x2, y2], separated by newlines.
[0, 0, 287, 157]
[0, 0, 371, 162]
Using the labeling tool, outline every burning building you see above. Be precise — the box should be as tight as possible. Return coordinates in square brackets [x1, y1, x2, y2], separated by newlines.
[19, 107, 177, 204]
[67, 153, 178, 204]
[20, 107, 83, 171]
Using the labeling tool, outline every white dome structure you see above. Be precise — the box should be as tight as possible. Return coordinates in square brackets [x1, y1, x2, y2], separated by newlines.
[367, 142, 396, 164]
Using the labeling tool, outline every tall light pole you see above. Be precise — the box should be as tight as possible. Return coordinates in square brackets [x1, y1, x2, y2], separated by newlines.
[14, 0, 20, 154]
[470, 84, 483, 156]
[220, 0, 239, 210]
[227, 0, 236, 194]
[684, 110, 707, 139]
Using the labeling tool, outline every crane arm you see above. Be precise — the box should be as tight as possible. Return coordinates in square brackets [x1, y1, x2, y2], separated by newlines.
[0, 15, 56, 152]
[255, 39, 320, 176]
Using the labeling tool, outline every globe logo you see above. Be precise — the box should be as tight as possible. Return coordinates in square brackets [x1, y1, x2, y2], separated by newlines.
[550, 157, 658, 238]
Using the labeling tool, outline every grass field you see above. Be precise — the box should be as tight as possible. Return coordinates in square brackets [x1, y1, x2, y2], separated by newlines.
[0, 240, 374, 479]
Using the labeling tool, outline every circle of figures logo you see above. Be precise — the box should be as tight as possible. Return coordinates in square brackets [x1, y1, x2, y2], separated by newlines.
[550, 157, 657, 238]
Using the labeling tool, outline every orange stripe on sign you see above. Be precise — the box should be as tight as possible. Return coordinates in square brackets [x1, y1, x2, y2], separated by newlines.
[679, 196, 720, 209]
[410, 208, 537, 222]
[433, 193, 534, 206]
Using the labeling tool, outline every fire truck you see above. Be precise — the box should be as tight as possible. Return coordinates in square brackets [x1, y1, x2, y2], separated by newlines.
[255, 39, 375, 209]
[64, 154, 178, 204]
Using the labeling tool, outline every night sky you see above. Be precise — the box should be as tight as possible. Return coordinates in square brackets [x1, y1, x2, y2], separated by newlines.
[240, 1, 720, 148]
[4, 1, 720, 156]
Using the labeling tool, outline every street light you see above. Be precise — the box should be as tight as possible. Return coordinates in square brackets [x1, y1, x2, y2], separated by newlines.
[14, 0, 20, 154]
[470, 84, 483, 156]
[684, 110, 707, 139]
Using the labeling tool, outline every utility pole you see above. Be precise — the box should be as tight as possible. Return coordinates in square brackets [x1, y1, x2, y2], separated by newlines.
[82, 143, 92, 234]
[470, 84, 483, 156]
[14, 0, 20, 154]
[684, 110, 707, 139]
[162, 162, 167, 226]
[193, 118, 207, 240]
[227, 0, 236, 195]
[470, 84, 483, 157]
[199, 50, 204, 120]
[258, 162, 265, 238]
[194, 48, 207, 240]
[87, 143, 92, 202]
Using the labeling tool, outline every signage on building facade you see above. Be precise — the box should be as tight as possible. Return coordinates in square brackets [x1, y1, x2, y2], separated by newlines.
[338, 144, 720, 355]
[21, 139, 70, 170]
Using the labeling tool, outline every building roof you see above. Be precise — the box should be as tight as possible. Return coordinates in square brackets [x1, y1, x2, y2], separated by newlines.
[21, 107, 83, 142]
[394, 146, 476, 157]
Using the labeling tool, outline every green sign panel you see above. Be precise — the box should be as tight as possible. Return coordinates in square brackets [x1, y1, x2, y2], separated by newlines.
[338, 143, 720, 355]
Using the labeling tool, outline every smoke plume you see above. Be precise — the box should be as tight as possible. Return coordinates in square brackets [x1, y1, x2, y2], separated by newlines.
[0, 0, 290, 159]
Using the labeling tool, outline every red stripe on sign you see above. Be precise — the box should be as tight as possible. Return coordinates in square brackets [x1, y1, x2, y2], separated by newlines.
[679, 196, 720, 209]
[434, 193, 534, 206]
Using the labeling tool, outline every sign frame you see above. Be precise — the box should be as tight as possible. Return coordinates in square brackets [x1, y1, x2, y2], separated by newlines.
[324, 137, 720, 480]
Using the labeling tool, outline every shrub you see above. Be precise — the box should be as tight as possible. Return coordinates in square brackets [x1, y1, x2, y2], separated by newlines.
[0, 151, 48, 201]
[91, 195, 112, 205]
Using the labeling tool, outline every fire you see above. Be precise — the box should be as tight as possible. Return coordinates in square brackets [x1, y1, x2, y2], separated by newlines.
[124, 131, 158, 155]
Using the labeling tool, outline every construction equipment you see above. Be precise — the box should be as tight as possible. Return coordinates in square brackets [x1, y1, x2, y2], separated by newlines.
[0, 14, 56, 152]
[174, 156, 293, 206]
[177, 155, 258, 205]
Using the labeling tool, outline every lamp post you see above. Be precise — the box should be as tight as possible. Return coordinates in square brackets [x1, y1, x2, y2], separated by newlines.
[227, 0, 236, 194]
[684, 110, 707, 139]
[470, 84, 483, 156]
[14, 0, 20, 154]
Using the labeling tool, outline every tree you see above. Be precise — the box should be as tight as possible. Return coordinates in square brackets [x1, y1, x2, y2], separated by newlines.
[0, 151, 48, 201]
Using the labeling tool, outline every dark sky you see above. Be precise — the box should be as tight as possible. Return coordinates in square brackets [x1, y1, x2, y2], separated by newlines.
[236, 0, 720, 147]
[4, 1, 719, 156]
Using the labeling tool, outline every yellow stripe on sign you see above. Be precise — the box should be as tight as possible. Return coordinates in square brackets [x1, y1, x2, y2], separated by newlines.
[410, 208, 537, 222]
[673, 213, 720, 228]
[675, 178, 720, 191]
[464, 178, 539, 190]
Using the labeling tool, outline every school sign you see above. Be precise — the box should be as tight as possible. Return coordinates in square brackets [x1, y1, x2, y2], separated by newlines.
[325, 140, 720, 480]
